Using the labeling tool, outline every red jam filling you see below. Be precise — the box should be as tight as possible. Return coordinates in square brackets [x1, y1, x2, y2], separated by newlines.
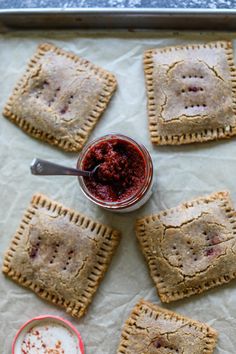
[82, 139, 146, 202]
[205, 248, 215, 256]
[153, 339, 162, 348]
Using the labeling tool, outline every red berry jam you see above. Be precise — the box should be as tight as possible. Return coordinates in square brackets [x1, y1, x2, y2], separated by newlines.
[82, 138, 146, 202]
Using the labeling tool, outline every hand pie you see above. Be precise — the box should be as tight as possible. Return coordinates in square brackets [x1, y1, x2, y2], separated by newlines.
[144, 41, 236, 145]
[117, 299, 217, 354]
[3, 43, 117, 151]
[2, 193, 120, 318]
[136, 191, 236, 302]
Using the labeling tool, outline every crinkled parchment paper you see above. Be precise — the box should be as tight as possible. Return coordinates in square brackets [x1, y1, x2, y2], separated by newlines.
[1, 30, 236, 354]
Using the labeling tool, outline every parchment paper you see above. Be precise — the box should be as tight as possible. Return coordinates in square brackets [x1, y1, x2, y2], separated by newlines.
[1, 30, 236, 354]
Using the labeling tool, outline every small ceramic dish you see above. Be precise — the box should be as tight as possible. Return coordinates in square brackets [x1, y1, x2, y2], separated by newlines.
[12, 315, 84, 354]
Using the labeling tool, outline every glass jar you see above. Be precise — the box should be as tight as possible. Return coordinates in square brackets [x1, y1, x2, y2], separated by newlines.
[77, 134, 154, 213]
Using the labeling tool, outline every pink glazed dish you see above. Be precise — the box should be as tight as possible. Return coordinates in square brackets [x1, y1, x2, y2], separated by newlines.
[12, 315, 84, 354]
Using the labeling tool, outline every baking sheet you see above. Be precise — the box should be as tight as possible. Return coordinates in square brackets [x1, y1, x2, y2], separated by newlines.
[1, 9, 236, 31]
[1, 30, 236, 354]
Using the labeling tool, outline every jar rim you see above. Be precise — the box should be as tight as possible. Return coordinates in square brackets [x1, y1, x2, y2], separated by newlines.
[77, 134, 153, 210]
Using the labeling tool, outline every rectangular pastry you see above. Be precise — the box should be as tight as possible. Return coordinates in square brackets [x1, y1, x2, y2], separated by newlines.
[117, 299, 217, 354]
[136, 191, 236, 302]
[3, 43, 117, 151]
[2, 194, 120, 318]
[144, 41, 236, 145]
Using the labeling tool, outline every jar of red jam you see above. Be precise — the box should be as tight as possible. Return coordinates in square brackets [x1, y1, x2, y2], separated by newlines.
[77, 134, 154, 212]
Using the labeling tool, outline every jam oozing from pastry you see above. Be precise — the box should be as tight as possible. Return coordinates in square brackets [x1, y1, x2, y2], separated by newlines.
[82, 139, 146, 202]
[205, 248, 215, 256]
[188, 86, 199, 92]
[153, 339, 162, 348]
[152, 338, 177, 352]
[29, 246, 38, 259]
[208, 234, 221, 245]
[204, 233, 221, 257]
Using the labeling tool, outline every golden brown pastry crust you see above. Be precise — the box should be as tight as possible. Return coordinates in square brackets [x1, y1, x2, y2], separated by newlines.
[136, 191, 236, 303]
[117, 299, 218, 354]
[144, 41, 236, 145]
[3, 43, 117, 152]
[2, 193, 120, 318]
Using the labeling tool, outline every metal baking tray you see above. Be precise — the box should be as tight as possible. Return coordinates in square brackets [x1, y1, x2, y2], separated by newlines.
[0, 8, 236, 31]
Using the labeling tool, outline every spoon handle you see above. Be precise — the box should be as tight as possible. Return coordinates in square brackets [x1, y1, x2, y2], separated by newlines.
[30, 158, 91, 177]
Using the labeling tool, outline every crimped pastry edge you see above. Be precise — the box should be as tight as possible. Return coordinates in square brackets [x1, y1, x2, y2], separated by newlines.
[3, 43, 117, 152]
[117, 299, 218, 354]
[143, 41, 236, 145]
[2, 193, 121, 318]
[136, 191, 236, 303]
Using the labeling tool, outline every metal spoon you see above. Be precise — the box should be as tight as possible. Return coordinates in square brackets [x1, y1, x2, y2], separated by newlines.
[30, 158, 99, 177]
